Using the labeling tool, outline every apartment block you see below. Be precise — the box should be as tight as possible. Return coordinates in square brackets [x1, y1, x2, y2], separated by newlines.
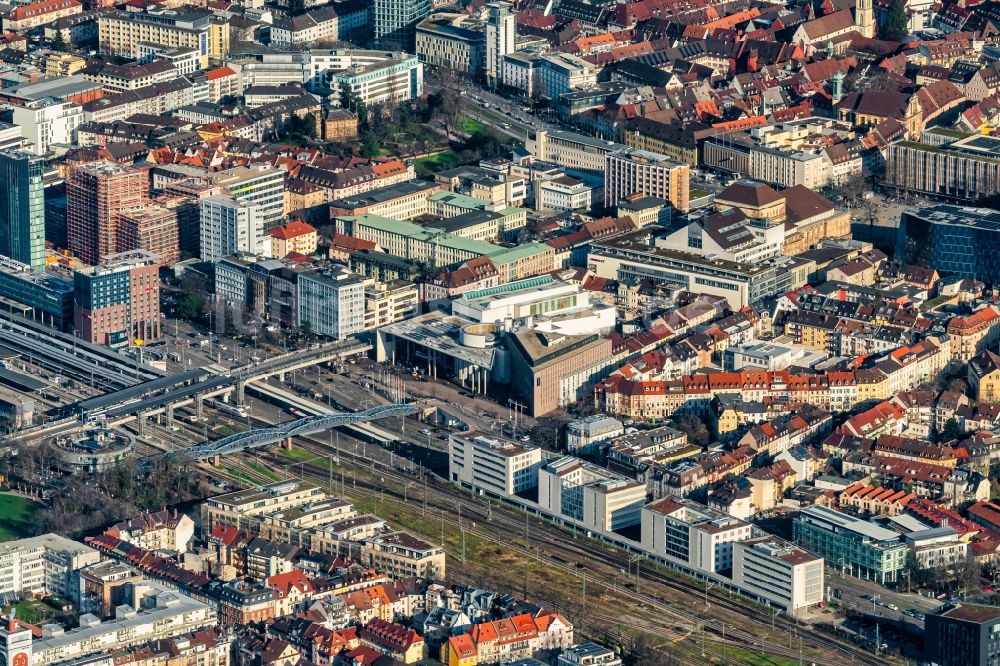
[0, 534, 99, 597]
[98, 8, 229, 69]
[199, 480, 328, 533]
[362, 532, 445, 580]
[364, 279, 417, 331]
[30, 581, 216, 665]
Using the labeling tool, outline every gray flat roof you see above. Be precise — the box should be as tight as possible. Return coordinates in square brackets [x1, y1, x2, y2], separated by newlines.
[380, 311, 495, 369]
[0, 368, 47, 392]
[78, 369, 210, 412]
[800, 505, 901, 542]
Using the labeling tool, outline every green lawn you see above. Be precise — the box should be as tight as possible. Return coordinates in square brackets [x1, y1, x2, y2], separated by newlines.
[245, 462, 280, 482]
[0, 494, 40, 541]
[458, 115, 486, 135]
[920, 294, 955, 311]
[5, 599, 50, 624]
[276, 446, 337, 470]
[414, 150, 461, 172]
[213, 425, 245, 437]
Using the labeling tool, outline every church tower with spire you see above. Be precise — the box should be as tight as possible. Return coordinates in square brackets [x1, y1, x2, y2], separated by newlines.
[855, 0, 875, 38]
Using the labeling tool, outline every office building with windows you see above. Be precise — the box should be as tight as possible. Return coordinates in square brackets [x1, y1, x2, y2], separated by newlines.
[449, 432, 542, 497]
[0, 151, 46, 271]
[538, 456, 646, 533]
[374, 0, 431, 51]
[793, 505, 907, 584]
[641, 496, 753, 574]
[888, 135, 1000, 203]
[415, 13, 485, 78]
[732, 537, 824, 613]
[296, 266, 366, 340]
[214, 165, 285, 227]
[604, 150, 690, 212]
[73, 250, 161, 346]
[0, 256, 73, 329]
[587, 227, 795, 310]
[925, 604, 1000, 666]
[485, 2, 514, 88]
[199, 196, 265, 263]
[896, 204, 1000, 285]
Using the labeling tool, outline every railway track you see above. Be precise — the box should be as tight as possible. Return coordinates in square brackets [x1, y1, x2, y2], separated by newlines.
[170, 400, 886, 665]
[235, 426, 887, 666]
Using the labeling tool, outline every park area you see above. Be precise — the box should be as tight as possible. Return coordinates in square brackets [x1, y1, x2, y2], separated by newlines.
[0, 493, 40, 542]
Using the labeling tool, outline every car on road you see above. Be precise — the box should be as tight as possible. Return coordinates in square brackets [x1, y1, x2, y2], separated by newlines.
[886, 603, 899, 612]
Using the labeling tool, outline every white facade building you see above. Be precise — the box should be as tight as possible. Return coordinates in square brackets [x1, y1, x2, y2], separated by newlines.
[199, 196, 265, 263]
[732, 537, 825, 613]
[31, 581, 216, 665]
[485, 2, 514, 89]
[538, 176, 593, 212]
[449, 432, 542, 496]
[537, 54, 597, 100]
[0, 534, 99, 598]
[538, 456, 646, 533]
[296, 267, 366, 340]
[214, 165, 286, 227]
[12, 99, 82, 155]
[641, 497, 753, 574]
[501, 53, 540, 98]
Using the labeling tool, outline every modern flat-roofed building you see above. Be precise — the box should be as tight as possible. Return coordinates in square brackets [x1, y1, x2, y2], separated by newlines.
[527, 130, 626, 173]
[538, 456, 646, 533]
[200, 480, 327, 533]
[925, 604, 1000, 666]
[896, 204, 1000, 284]
[793, 505, 907, 583]
[588, 227, 794, 310]
[97, 7, 228, 69]
[415, 12, 485, 78]
[537, 53, 597, 100]
[30, 581, 216, 665]
[297, 266, 366, 340]
[888, 135, 1000, 202]
[0, 534, 100, 597]
[641, 496, 753, 574]
[362, 531, 445, 579]
[329, 180, 441, 220]
[317, 50, 423, 106]
[732, 536, 824, 613]
[0, 257, 74, 329]
[449, 431, 542, 496]
[0, 151, 45, 271]
[605, 150, 690, 212]
[73, 250, 161, 347]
